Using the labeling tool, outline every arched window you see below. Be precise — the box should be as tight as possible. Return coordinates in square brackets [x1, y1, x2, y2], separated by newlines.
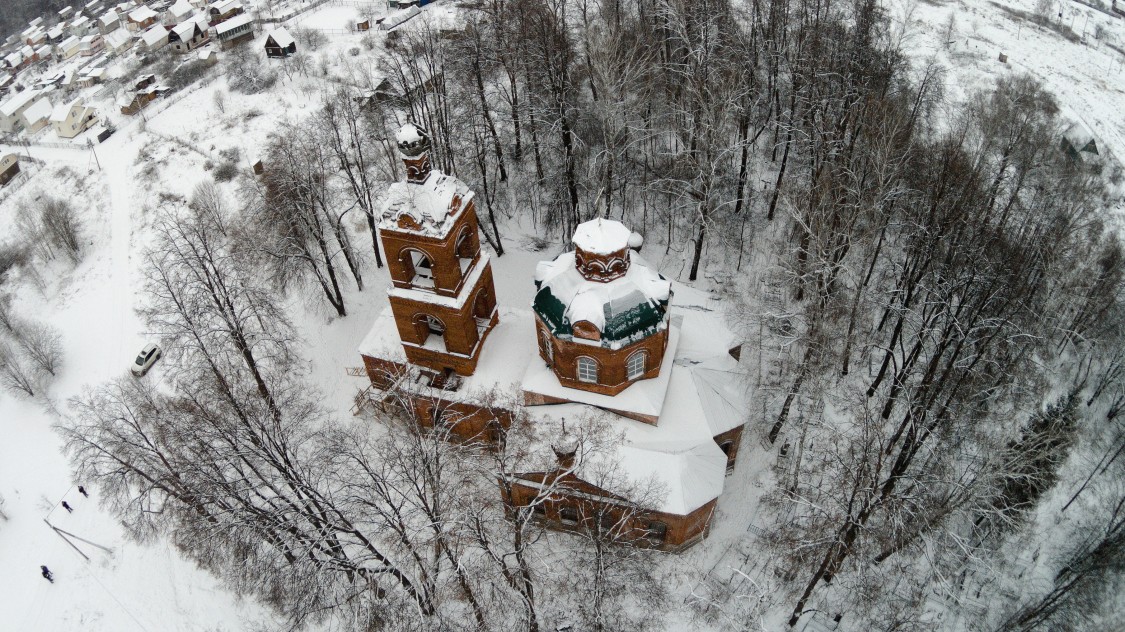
[645, 520, 667, 544]
[576, 357, 598, 384]
[455, 225, 476, 263]
[413, 314, 446, 347]
[626, 351, 647, 380]
[402, 248, 434, 288]
[559, 506, 579, 525]
[541, 330, 554, 366]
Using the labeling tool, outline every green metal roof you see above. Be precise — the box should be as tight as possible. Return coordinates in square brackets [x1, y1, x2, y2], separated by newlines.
[533, 284, 667, 344]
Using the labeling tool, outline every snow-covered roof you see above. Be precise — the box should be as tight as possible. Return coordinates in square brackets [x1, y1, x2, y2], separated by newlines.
[48, 25, 65, 39]
[214, 13, 253, 35]
[172, 20, 200, 40]
[59, 35, 81, 51]
[0, 89, 41, 116]
[169, 0, 194, 18]
[572, 218, 633, 255]
[1062, 121, 1098, 154]
[210, 0, 243, 12]
[50, 99, 79, 122]
[99, 11, 120, 26]
[534, 250, 671, 344]
[198, 48, 216, 61]
[266, 26, 294, 48]
[4, 52, 23, 67]
[396, 123, 424, 145]
[105, 29, 133, 49]
[22, 96, 54, 124]
[141, 25, 169, 46]
[379, 170, 475, 237]
[129, 6, 158, 22]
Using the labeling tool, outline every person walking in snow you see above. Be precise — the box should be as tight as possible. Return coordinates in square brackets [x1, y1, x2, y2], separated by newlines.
[78, 486, 88, 498]
[41, 566, 54, 583]
[61, 501, 73, 513]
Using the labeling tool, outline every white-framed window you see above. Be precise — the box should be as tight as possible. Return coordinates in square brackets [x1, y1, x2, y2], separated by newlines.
[577, 356, 598, 384]
[626, 351, 647, 380]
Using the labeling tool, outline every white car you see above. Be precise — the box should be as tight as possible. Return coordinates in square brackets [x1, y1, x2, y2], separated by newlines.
[131, 343, 162, 377]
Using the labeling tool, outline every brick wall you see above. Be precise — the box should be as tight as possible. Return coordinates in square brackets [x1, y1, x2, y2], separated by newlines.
[535, 314, 668, 398]
[713, 424, 746, 474]
[505, 472, 716, 552]
[381, 202, 482, 297]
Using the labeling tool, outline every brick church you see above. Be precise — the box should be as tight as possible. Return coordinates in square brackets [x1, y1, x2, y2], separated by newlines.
[359, 124, 748, 551]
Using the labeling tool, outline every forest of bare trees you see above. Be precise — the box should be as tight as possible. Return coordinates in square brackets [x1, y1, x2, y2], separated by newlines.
[57, 0, 1125, 629]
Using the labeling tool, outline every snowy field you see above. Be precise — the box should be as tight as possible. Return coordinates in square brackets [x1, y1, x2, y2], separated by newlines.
[2, 0, 1125, 630]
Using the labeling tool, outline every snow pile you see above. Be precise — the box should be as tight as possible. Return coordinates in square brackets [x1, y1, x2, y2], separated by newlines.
[395, 122, 425, 147]
[572, 217, 632, 255]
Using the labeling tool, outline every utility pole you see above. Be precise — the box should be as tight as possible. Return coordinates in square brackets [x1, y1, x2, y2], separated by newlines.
[87, 138, 101, 170]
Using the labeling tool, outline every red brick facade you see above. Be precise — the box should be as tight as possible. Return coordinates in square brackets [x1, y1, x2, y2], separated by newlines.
[504, 471, 716, 552]
[534, 314, 668, 400]
[382, 203, 483, 298]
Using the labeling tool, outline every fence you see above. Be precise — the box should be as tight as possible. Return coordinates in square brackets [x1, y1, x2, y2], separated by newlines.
[257, 0, 335, 24]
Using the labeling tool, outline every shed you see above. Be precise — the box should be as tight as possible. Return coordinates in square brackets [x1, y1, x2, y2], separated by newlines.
[264, 27, 296, 58]
[0, 153, 20, 186]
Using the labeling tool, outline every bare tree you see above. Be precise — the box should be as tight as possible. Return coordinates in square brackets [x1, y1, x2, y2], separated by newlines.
[13, 321, 63, 377]
[0, 339, 38, 396]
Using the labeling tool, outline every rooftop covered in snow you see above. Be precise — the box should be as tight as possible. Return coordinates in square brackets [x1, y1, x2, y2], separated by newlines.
[533, 250, 671, 345]
[379, 171, 474, 237]
[572, 218, 635, 255]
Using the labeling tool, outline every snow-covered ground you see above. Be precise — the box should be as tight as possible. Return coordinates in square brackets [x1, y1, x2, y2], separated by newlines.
[3, 0, 1125, 629]
[893, 0, 1125, 226]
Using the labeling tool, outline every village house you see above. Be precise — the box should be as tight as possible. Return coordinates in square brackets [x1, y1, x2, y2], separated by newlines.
[21, 96, 55, 134]
[25, 29, 48, 47]
[80, 34, 104, 56]
[0, 153, 19, 186]
[140, 24, 170, 52]
[127, 6, 160, 31]
[57, 35, 82, 60]
[3, 51, 25, 72]
[98, 10, 121, 34]
[104, 28, 136, 54]
[50, 99, 97, 138]
[0, 89, 44, 133]
[166, 0, 196, 24]
[169, 19, 209, 53]
[47, 25, 67, 44]
[70, 15, 96, 37]
[263, 27, 296, 58]
[208, 0, 244, 24]
[357, 125, 749, 553]
[214, 13, 254, 49]
[19, 45, 39, 64]
[59, 6, 75, 20]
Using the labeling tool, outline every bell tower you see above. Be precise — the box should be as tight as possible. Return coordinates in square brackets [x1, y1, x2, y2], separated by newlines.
[378, 124, 500, 378]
